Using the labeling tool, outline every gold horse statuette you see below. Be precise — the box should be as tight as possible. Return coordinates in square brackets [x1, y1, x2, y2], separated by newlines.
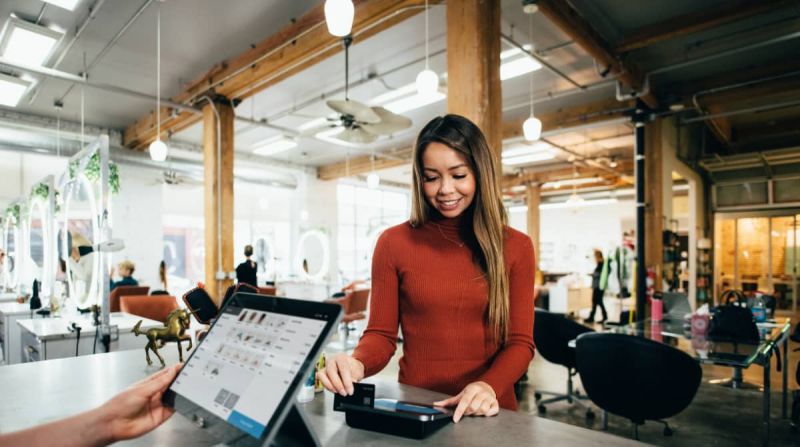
[133, 308, 193, 367]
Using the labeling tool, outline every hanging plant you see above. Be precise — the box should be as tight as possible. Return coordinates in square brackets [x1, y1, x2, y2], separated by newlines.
[74, 152, 121, 194]
[32, 182, 50, 201]
[5, 204, 21, 222]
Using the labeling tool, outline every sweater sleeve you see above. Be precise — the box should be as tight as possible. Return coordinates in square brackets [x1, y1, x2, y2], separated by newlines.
[351, 230, 400, 377]
[479, 234, 536, 395]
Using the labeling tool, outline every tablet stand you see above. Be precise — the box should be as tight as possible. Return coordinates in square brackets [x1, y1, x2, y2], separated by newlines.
[269, 404, 320, 447]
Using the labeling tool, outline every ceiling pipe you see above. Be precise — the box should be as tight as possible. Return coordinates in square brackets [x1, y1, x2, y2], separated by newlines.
[57, 0, 154, 103]
[0, 140, 297, 189]
[682, 98, 800, 123]
[0, 57, 297, 135]
[500, 33, 585, 89]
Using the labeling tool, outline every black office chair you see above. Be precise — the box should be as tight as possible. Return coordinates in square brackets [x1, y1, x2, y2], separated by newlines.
[533, 309, 595, 418]
[575, 333, 702, 440]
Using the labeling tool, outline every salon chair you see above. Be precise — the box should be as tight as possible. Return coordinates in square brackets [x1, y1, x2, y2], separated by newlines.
[325, 288, 369, 350]
[532, 309, 595, 418]
[120, 295, 179, 323]
[576, 333, 701, 440]
[109, 286, 150, 312]
[258, 286, 277, 296]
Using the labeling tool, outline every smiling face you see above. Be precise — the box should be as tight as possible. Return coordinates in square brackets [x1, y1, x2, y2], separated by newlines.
[421, 142, 476, 218]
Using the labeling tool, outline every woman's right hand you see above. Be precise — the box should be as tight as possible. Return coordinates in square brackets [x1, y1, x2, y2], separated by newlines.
[316, 353, 364, 396]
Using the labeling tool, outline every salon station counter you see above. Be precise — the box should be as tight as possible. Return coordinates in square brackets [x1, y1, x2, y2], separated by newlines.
[0, 301, 39, 364]
[16, 312, 161, 362]
[0, 292, 20, 303]
[0, 349, 644, 446]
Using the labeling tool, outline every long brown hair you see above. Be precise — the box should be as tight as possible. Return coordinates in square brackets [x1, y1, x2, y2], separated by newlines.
[409, 115, 510, 342]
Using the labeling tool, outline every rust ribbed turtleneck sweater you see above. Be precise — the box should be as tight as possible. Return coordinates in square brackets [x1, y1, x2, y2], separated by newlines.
[352, 214, 536, 410]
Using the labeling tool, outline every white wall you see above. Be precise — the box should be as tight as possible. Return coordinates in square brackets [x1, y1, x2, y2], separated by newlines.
[510, 199, 635, 276]
[0, 151, 67, 204]
[111, 165, 164, 288]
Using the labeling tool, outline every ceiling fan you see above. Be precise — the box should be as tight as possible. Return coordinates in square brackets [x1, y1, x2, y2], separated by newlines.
[321, 36, 412, 144]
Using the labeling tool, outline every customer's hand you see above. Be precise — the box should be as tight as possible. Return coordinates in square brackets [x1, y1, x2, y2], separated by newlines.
[433, 381, 499, 423]
[317, 353, 364, 396]
[98, 363, 181, 442]
[71, 247, 80, 262]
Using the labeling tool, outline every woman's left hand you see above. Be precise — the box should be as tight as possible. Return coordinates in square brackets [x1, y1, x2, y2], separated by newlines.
[432, 381, 499, 423]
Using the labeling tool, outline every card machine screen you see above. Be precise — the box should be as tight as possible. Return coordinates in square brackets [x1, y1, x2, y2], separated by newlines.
[169, 305, 327, 439]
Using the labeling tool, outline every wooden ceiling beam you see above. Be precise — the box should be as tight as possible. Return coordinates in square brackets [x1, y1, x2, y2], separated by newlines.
[318, 99, 634, 181]
[535, 0, 658, 108]
[502, 159, 634, 189]
[124, 0, 435, 150]
[317, 147, 413, 181]
[615, 0, 793, 53]
[503, 98, 635, 141]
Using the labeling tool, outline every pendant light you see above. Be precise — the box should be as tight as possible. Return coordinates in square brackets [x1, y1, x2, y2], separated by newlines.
[522, 13, 541, 141]
[415, 0, 439, 97]
[149, 2, 168, 162]
[324, 0, 355, 37]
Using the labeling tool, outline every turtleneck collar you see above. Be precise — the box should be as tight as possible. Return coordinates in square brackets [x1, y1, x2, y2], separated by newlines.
[428, 209, 472, 236]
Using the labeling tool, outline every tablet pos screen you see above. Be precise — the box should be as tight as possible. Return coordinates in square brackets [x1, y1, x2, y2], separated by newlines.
[165, 293, 340, 444]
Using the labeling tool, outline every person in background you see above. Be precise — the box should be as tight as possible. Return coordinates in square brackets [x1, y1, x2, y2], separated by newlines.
[235, 245, 258, 287]
[318, 114, 535, 423]
[110, 260, 138, 291]
[0, 364, 180, 447]
[585, 249, 608, 323]
[148, 261, 170, 295]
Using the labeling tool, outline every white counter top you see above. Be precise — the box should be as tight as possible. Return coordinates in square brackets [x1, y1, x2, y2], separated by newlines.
[17, 312, 162, 341]
[0, 301, 35, 316]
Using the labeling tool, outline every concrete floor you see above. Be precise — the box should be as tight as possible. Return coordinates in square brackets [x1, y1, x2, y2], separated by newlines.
[334, 315, 800, 446]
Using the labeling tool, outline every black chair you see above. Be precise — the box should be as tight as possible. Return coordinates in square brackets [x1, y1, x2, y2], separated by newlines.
[575, 333, 702, 440]
[533, 309, 595, 418]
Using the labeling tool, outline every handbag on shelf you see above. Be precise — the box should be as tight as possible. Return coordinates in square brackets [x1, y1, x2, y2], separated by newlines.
[707, 290, 759, 344]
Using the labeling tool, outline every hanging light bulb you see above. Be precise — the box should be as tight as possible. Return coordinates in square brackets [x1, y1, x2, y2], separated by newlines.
[367, 173, 380, 189]
[149, 138, 168, 161]
[523, 116, 542, 141]
[416, 69, 439, 96]
[416, 0, 439, 97]
[324, 0, 354, 37]
[150, 3, 168, 161]
[522, 13, 541, 141]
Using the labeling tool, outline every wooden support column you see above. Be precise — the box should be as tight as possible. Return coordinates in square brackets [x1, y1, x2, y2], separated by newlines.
[446, 0, 503, 159]
[203, 98, 235, 303]
[526, 184, 541, 283]
[644, 119, 664, 293]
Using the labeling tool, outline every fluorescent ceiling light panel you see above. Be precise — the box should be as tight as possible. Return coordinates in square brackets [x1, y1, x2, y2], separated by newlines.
[371, 82, 418, 105]
[0, 72, 31, 107]
[297, 116, 331, 132]
[500, 44, 532, 60]
[500, 56, 542, 81]
[501, 151, 556, 166]
[539, 198, 618, 210]
[382, 91, 445, 114]
[0, 16, 63, 67]
[502, 141, 553, 158]
[252, 136, 297, 156]
[542, 177, 602, 188]
[41, 0, 83, 11]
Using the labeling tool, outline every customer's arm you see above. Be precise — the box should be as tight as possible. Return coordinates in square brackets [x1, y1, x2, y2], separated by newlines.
[0, 364, 181, 447]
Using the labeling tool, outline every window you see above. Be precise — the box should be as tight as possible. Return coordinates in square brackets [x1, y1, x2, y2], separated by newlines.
[337, 183, 409, 282]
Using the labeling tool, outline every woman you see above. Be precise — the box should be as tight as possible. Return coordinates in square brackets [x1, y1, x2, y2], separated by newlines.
[235, 245, 258, 287]
[318, 115, 535, 423]
[585, 249, 608, 323]
[110, 260, 138, 291]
